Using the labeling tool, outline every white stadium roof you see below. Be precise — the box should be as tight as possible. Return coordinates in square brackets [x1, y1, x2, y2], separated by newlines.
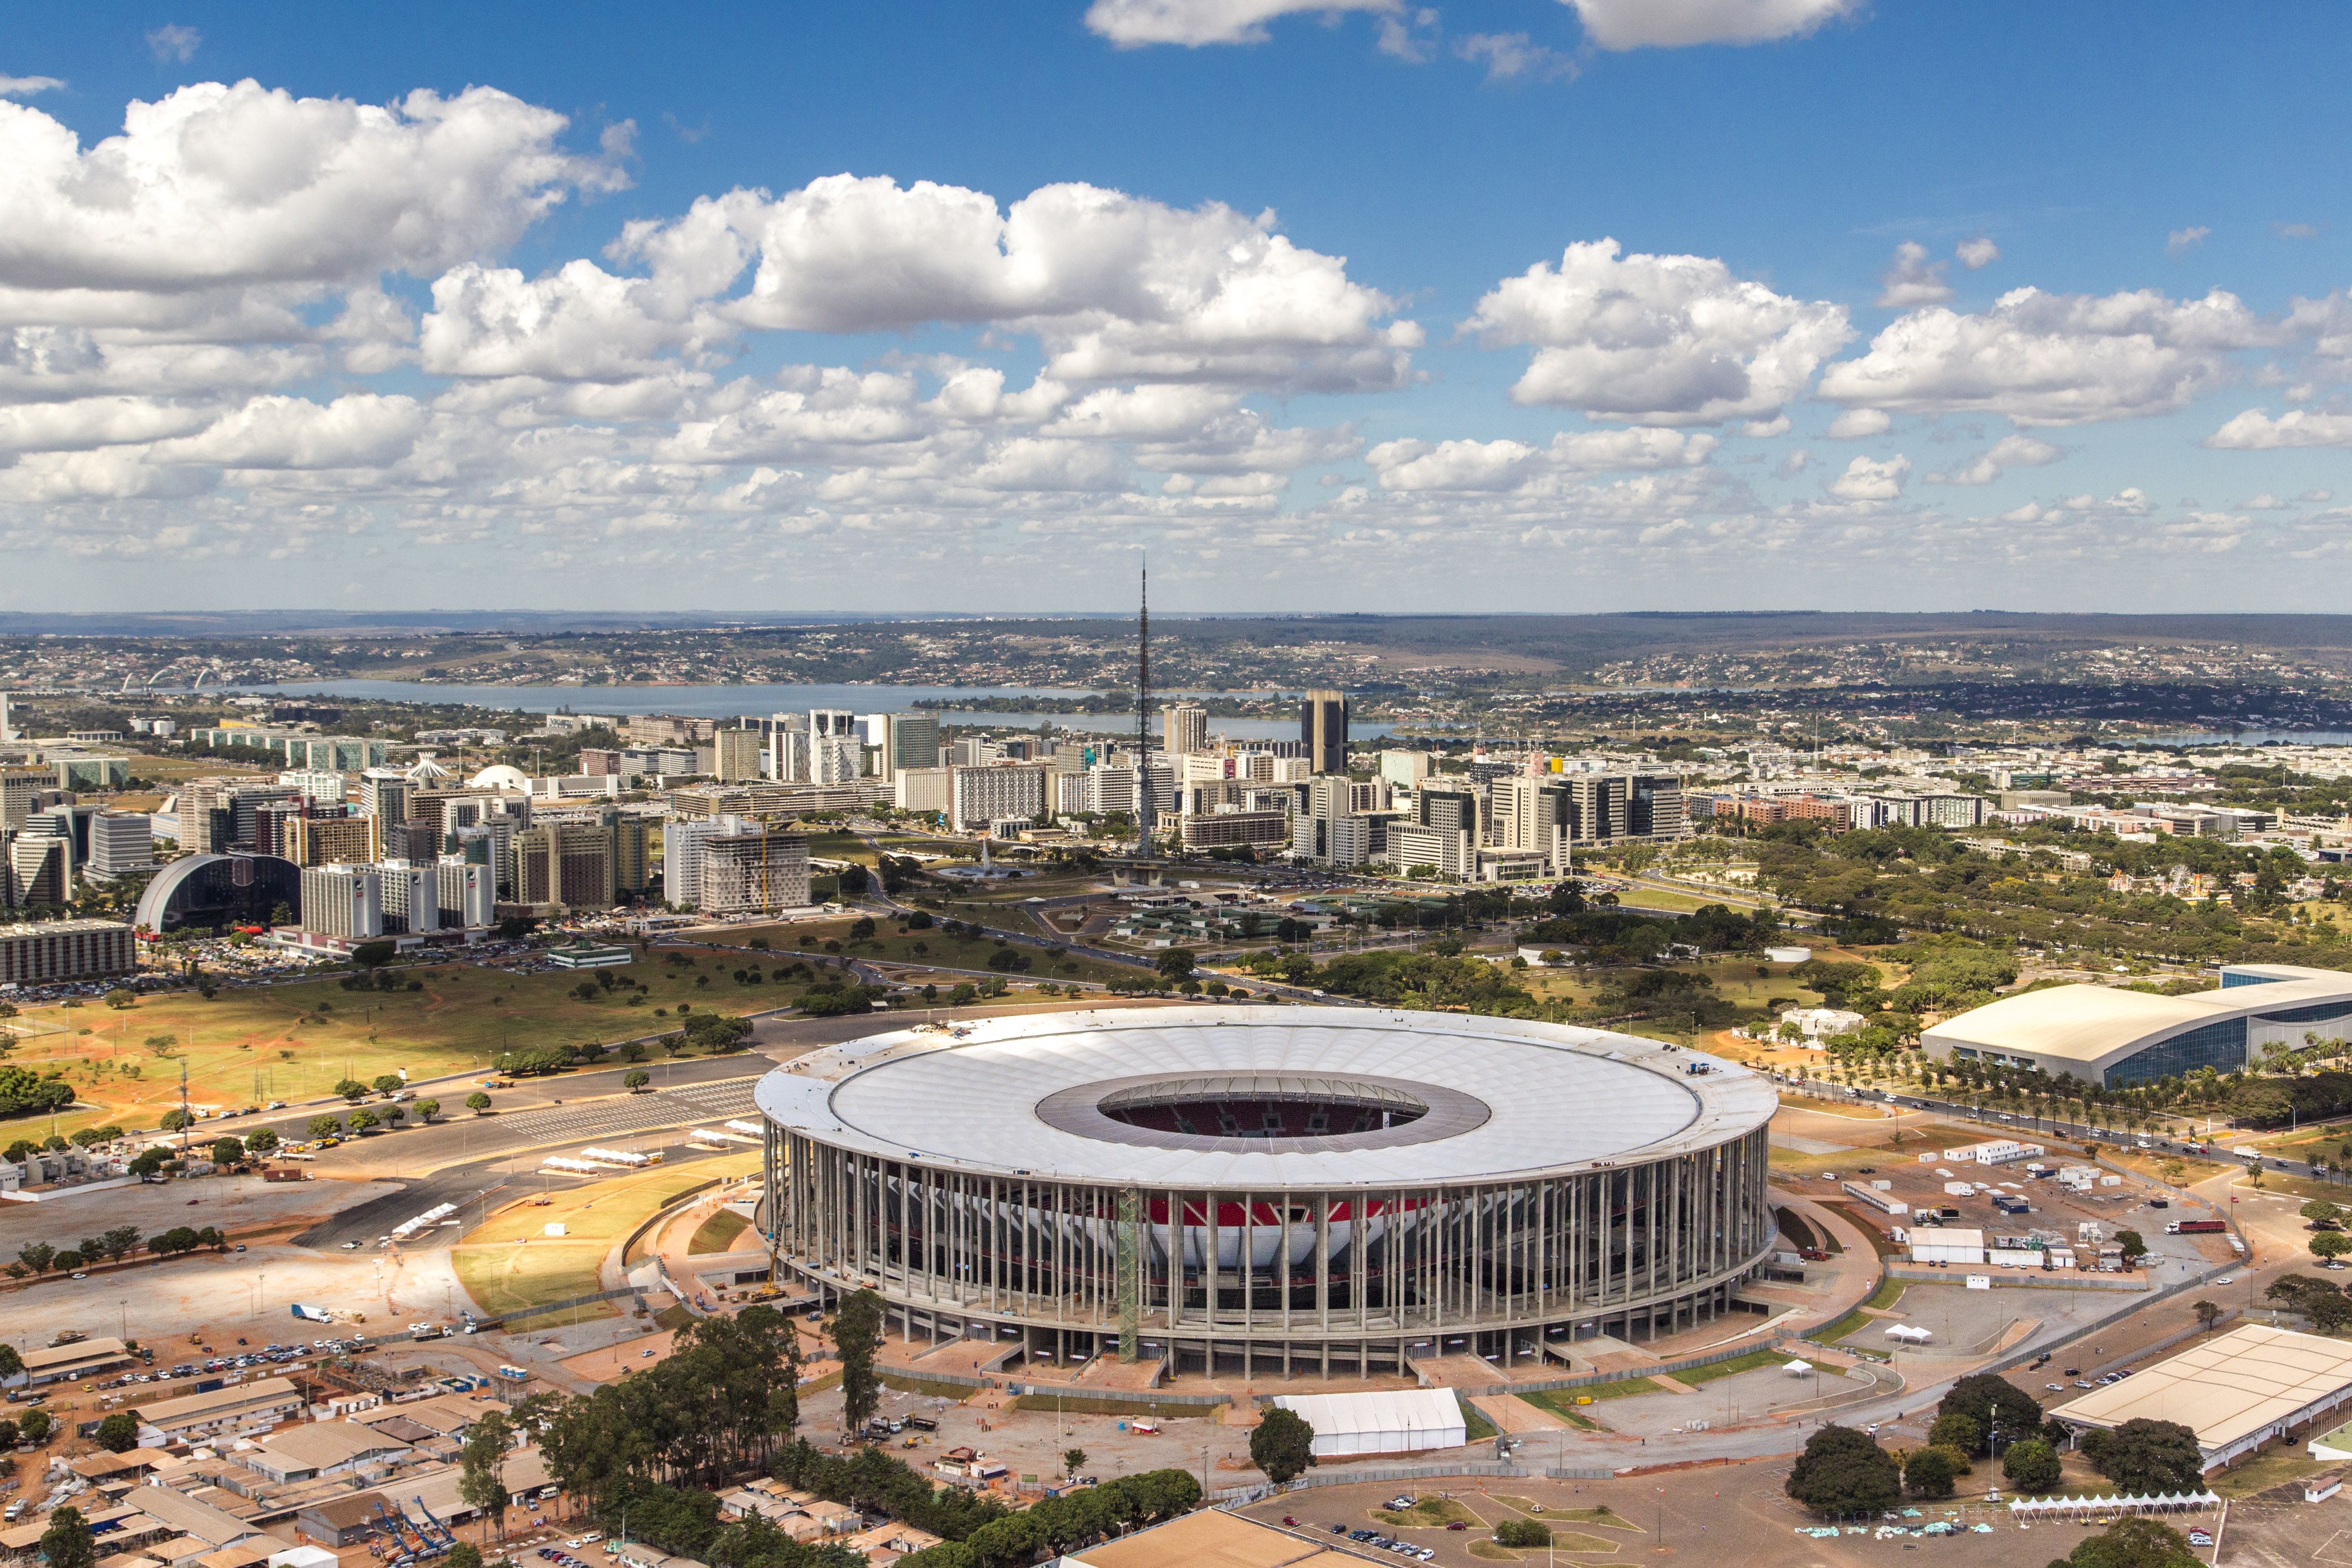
[753, 1005, 1776, 1188]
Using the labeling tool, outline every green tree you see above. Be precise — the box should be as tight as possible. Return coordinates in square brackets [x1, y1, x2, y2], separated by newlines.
[2303, 1199, 2347, 1229]
[16, 1243, 54, 1275]
[372, 1074, 403, 1095]
[1061, 1447, 1087, 1480]
[128, 1148, 168, 1180]
[245, 1129, 279, 1155]
[38, 1506, 92, 1568]
[209, 1137, 242, 1166]
[2002, 1437, 2062, 1493]
[142, 1034, 177, 1057]
[308, 1115, 343, 1141]
[2114, 1228, 2149, 1268]
[94, 1413, 139, 1453]
[1249, 1407, 1315, 1485]
[1785, 1425, 1901, 1516]
[2314, 1231, 2352, 1262]
[103, 989, 135, 1010]
[833, 1289, 885, 1435]
[1154, 948, 1198, 981]
[1903, 1447, 1956, 1499]
[415, 1099, 440, 1122]
[351, 940, 396, 968]
[624, 1071, 650, 1091]
[19, 1407, 52, 1446]
[2080, 1418, 2203, 1495]
[446, 1546, 485, 1568]
[2053, 1516, 2203, 1568]
[158, 1108, 192, 1132]
[1927, 1412, 1982, 1456]
[459, 1409, 513, 1540]
[99, 1226, 139, 1263]
[1494, 1519, 1552, 1548]
[347, 1108, 379, 1133]
[1937, 1371, 2042, 1450]
[333, 1078, 368, 1102]
[466, 1091, 492, 1114]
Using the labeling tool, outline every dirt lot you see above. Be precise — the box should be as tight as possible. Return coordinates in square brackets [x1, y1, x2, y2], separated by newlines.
[1235, 1466, 2211, 1567]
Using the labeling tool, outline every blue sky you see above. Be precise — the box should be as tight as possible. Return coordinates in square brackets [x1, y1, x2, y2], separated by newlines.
[4, 1, 2350, 614]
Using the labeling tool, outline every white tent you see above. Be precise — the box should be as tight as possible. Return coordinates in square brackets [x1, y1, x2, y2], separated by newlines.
[1268, 1389, 1467, 1457]
[1883, 1324, 1934, 1343]
[1782, 1360, 1815, 1376]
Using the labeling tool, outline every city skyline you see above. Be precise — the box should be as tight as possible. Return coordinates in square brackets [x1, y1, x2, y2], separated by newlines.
[4, 4, 2350, 612]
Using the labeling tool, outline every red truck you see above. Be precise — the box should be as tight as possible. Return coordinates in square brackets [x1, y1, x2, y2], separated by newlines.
[2167, 1219, 2227, 1235]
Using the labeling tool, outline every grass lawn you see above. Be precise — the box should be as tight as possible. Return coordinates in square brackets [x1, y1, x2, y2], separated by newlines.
[1676, 1347, 1785, 1385]
[453, 1155, 754, 1319]
[1466, 1543, 1513, 1562]
[683, 918, 1141, 985]
[2210, 1452, 2330, 1498]
[1809, 1308, 1873, 1344]
[1521, 1378, 1659, 1413]
[1865, 1277, 1907, 1310]
[1461, 1404, 1499, 1443]
[4, 956, 773, 1137]
[2230, 1171, 2352, 1203]
[1371, 1498, 1484, 1528]
[879, 1375, 980, 1400]
[687, 1209, 750, 1254]
[1776, 1093, 1887, 1118]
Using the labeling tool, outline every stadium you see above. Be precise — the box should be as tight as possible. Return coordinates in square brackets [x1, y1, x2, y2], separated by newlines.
[754, 1006, 1777, 1379]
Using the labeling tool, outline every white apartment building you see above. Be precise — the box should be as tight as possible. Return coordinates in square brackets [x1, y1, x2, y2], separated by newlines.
[300, 863, 382, 939]
[895, 766, 953, 815]
[436, 857, 495, 928]
[951, 764, 1048, 832]
[375, 860, 439, 934]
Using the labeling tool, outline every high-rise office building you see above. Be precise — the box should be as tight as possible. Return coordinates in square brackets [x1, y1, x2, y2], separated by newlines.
[714, 728, 763, 784]
[87, 812, 153, 878]
[8, 833, 69, 907]
[511, 821, 617, 912]
[1301, 690, 1349, 775]
[884, 712, 940, 777]
[767, 713, 808, 783]
[694, 819, 811, 914]
[284, 810, 382, 868]
[1161, 703, 1208, 757]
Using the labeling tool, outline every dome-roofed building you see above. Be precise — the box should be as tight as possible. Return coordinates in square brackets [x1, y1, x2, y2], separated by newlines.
[467, 763, 532, 792]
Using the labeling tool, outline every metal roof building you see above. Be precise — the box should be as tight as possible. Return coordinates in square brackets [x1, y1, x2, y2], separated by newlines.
[757, 1005, 1776, 1381]
[2050, 1322, 2352, 1470]
[1920, 964, 2352, 1088]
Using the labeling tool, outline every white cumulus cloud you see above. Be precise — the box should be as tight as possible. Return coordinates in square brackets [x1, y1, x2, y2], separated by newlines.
[1464, 238, 1850, 426]
[1083, 0, 1398, 47]
[1876, 241, 1950, 308]
[2203, 407, 2352, 450]
[1826, 452, 1909, 500]
[1925, 433, 2063, 485]
[1567, 0, 1861, 49]
[2166, 226, 2210, 257]
[1956, 236, 1999, 270]
[1818, 286, 2281, 426]
[0, 76, 64, 98]
[1825, 408, 1889, 439]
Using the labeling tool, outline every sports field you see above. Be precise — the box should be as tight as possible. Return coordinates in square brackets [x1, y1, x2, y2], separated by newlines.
[2, 955, 767, 1136]
[452, 1153, 758, 1323]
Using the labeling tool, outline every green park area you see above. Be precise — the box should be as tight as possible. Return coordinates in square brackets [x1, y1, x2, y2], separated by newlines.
[453, 1153, 757, 1323]
[1, 953, 767, 1138]
[691, 915, 1143, 987]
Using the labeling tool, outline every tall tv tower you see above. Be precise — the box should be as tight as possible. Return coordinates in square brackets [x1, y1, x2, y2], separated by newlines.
[1134, 559, 1154, 849]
